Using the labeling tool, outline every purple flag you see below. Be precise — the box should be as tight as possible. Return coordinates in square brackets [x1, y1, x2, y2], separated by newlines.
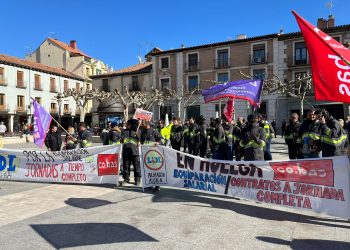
[33, 99, 52, 147]
[202, 79, 263, 107]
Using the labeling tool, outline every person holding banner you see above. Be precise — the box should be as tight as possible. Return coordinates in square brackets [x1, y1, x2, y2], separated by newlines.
[141, 121, 163, 146]
[65, 125, 78, 150]
[240, 114, 266, 161]
[299, 109, 321, 159]
[212, 118, 226, 160]
[193, 115, 208, 158]
[121, 119, 141, 186]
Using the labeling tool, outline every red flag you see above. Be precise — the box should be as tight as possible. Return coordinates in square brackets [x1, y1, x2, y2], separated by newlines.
[223, 98, 234, 122]
[292, 11, 350, 103]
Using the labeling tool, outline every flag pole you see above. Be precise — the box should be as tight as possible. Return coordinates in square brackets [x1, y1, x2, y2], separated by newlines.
[51, 116, 70, 135]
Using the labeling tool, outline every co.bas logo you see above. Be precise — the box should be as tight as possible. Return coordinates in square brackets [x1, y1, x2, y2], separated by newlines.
[144, 150, 164, 171]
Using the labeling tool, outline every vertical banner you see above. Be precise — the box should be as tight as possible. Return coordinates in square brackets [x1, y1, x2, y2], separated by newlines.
[140, 146, 350, 219]
[0, 145, 121, 185]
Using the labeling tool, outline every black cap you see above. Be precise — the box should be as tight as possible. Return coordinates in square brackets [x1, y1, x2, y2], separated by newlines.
[215, 118, 221, 124]
[198, 115, 206, 121]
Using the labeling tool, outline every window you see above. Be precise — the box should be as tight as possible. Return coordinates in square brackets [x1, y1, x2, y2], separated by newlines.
[295, 42, 307, 65]
[17, 71, 24, 87]
[217, 72, 229, 83]
[50, 103, 57, 112]
[132, 76, 140, 91]
[0, 94, 5, 107]
[35, 97, 41, 105]
[160, 78, 170, 91]
[96, 69, 102, 75]
[102, 79, 109, 91]
[64, 80, 68, 91]
[252, 44, 266, 64]
[216, 49, 229, 68]
[215, 103, 225, 114]
[188, 53, 198, 70]
[76, 82, 80, 92]
[64, 104, 69, 112]
[0, 68, 4, 83]
[161, 57, 169, 69]
[86, 67, 90, 77]
[294, 71, 313, 95]
[17, 95, 25, 108]
[186, 105, 200, 119]
[160, 105, 173, 120]
[188, 75, 199, 91]
[332, 36, 341, 42]
[34, 74, 41, 90]
[50, 77, 56, 92]
[253, 69, 266, 80]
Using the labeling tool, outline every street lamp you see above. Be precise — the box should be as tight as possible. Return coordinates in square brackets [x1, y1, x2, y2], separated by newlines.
[56, 92, 63, 126]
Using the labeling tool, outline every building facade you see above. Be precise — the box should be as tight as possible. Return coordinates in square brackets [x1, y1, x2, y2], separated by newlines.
[26, 38, 109, 124]
[0, 54, 84, 132]
[90, 62, 153, 127]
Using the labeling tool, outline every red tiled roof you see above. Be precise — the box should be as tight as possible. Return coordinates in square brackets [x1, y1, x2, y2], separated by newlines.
[0, 54, 84, 81]
[90, 62, 152, 78]
[47, 37, 91, 58]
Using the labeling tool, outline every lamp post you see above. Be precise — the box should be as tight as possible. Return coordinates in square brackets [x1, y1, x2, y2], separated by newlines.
[57, 92, 63, 127]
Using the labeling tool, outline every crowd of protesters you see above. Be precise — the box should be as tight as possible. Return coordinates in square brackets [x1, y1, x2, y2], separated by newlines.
[43, 108, 349, 189]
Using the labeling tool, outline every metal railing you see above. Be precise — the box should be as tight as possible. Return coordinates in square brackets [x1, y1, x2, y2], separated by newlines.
[250, 53, 267, 65]
[214, 58, 230, 68]
[184, 63, 200, 72]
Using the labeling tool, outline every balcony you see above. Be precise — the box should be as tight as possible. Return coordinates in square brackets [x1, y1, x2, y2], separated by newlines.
[50, 88, 58, 93]
[250, 53, 268, 65]
[0, 78, 8, 86]
[294, 59, 308, 66]
[34, 85, 43, 91]
[16, 81, 26, 88]
[16, 106, 26, 113]
[214, 58, 230, 69]
[0, 105, 9, 112]
[184, 63, 200, 72]
[63, 108, 72, 114]
[129, 85, 141, 92]
[50, 108, 58, 114]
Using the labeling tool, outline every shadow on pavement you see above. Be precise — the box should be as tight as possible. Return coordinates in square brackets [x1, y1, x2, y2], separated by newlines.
[65, 198, 114, 209]
[256, 236, 350, 250]
[150, 188, 350, 229]
[31, 223, 158, 248]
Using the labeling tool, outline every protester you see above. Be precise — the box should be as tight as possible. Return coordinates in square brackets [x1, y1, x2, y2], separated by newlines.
[258, 114, 274, 160]
[45, 125, 62, 151]
[231, 119, 242, 161]
[299, 109, 321, 158]
[94, 124, 100, 136]
[281, 120, 287, 138]
[0, 121, 7, 136]
[108, 122, 121, 145]
[120, 119, 141, 186]
[186, 117, 196, 155]
[193, 115, 208, 158]
[315, 109, 347, 157]
[182, 119, 190, 153]
[284, 113, 302, 159]
[100, 122, 111, 145]
[65, 125, 78, 150]
[222, 116, 234, 160]
[211, 118, 226, 160]
[170, 117, 183, 151]
[271, 119, 277, 138]
[240, 114, 266, 161]
[77, 122, 92, 148]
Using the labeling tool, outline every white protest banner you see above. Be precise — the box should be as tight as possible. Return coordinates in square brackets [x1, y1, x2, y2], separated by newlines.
[140, 145, 350, 219]
[0, 145, 121, 184]
[133, 108, 153, 121]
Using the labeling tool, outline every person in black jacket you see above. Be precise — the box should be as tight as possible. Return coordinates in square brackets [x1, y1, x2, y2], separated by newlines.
[193, 115, 208, 158]
[170, 117, 183, 151]
[315, 109, 347, 157]
[240, 114, 266, 161]
[212, 118, 226, 160]
[108, 122, 121, 145]
[299, 109, 321, 158]
[284, 113, 302, 159]
[121, 119, 141, 186]
[45, 125, 62, 151]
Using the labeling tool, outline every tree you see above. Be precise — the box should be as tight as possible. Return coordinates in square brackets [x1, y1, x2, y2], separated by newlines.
[240, 71, 313, 119]
[111, 87, 170, 121]
[63, 87, 100, 122]
[165, 86, 201, 120]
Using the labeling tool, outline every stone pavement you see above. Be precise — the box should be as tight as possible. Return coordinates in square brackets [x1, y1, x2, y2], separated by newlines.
[0, 138, 349, 249]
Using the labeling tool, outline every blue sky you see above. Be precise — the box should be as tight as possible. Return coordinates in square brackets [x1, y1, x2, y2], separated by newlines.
[1, 0, 349, 70]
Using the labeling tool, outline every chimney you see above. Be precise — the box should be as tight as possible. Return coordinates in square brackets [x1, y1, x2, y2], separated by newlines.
[328, 15, 335, 28]
[70, 40, 77, 49]
[317, 18, 327, 29]
[236, 34, 247, 40]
